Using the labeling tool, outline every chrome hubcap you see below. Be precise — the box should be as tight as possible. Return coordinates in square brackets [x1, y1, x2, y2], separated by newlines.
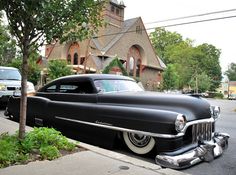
[128, 133, 151, 147]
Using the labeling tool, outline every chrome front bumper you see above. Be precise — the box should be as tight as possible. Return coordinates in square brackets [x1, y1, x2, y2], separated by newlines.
[155, 132, 229, 169]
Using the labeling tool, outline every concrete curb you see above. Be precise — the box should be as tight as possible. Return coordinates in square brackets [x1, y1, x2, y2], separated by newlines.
[0, 116, 188, 175]
[71, 140, 187, 175]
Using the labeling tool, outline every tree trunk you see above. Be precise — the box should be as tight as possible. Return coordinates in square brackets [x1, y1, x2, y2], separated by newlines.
[19, 44, 29, 140]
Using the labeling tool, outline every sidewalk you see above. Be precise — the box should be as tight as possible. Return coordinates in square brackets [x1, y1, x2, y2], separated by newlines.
[0, 117, 187, 175]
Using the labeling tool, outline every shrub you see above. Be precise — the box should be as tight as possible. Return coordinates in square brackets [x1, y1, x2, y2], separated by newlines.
[207, 92, 224, 99]
[21, 127, 76, 153]
[0, 133, 28, 168]
[48, 59, 73, 81]
[40, 146, 60, 160]
[0, 128, 76, 168]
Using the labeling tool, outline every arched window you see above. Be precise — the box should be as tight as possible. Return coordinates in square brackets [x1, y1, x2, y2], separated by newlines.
[129, 57, 134, 76]
[80, 57, 85, 65]
[73, 53, 78, 65]
[136, 59, 141, 77]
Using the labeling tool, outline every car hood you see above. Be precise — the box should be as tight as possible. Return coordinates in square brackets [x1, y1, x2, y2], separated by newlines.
[0, 80, 21, 86]
[98, 91, 212, 122]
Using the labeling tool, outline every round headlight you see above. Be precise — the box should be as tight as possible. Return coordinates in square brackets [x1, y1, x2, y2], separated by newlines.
[212, 106, 220, 120]
[175, 114, 186, 132]
[0, 84, 6, 91]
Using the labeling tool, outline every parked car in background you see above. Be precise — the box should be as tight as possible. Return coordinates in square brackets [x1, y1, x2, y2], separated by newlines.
[5, 74, 229, 169]
[228, 94, 236, 100]
[0, 66, 35, 106]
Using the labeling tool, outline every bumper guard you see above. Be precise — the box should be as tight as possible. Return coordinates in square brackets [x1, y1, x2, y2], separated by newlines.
[155, 132, 229, 169]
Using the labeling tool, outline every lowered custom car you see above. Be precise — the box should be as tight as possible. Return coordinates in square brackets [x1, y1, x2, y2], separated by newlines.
[5, 74, 229, 169]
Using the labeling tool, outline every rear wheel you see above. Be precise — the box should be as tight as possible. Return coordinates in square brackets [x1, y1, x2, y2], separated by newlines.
[123, 132, 155, 155]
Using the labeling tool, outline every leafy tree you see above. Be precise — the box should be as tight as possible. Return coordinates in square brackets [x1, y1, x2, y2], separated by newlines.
[150, 27, 184, 64]
[225, 63, 236, 81]
[0, 0, 105, 139]
[0, 12, 16, 65]
[162, 64, 179, 90]
[196, 44, 222, 91]
[189, 72, 212, 93]
[48, 60, 73, 81]
[150, 28, 222, 91]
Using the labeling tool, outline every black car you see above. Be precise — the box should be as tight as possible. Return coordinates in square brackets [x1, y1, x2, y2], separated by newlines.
[5, 74, 229, 169]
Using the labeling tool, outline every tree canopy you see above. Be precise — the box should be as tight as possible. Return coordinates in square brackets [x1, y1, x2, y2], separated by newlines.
[225, 63, 236, 81]
[0, 12, 16, 65]
[150, 27, 222, 92]
[0, 0, 105, 139]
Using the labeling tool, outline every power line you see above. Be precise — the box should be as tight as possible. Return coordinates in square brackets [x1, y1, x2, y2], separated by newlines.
[153, 14, 236, 28]
[42, 10, 236, 51]
[94, 14, 236, 38]
[145, 8, 236, 24]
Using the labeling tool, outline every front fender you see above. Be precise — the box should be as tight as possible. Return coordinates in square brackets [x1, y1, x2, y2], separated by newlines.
[48, 101, 180, 135]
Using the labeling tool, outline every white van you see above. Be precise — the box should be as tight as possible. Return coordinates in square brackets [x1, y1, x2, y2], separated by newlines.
[0, 66, 35, 105]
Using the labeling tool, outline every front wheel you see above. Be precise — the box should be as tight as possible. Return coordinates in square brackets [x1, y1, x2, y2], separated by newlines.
[123, 132, 155, 155]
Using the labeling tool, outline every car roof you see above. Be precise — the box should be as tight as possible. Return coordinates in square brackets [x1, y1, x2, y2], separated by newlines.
[38, 74, 135, 92]
[55, 74, 134, 82]
[0, 66, 19, 70]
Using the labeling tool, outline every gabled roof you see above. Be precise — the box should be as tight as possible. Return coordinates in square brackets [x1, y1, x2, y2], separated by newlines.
[158, 57, 166, 69]
[102, 18, 139, 53]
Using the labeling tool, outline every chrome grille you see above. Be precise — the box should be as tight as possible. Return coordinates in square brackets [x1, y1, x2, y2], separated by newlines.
[192, 122, 212, 143]
[7, 86, 21, 91]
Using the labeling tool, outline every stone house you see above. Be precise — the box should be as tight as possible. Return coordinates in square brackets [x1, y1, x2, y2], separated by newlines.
[45, 0, 165, 90]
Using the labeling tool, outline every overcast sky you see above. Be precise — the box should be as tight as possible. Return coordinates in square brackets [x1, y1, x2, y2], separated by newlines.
[123, 0, 236, 73]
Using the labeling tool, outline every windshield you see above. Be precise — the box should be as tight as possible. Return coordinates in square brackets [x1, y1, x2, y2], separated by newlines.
[94, 79, 144, 93]
[0, 69, 21, 80]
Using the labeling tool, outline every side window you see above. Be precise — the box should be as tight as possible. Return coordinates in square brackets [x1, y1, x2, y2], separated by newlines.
[45, 85, 57, 92]
[59, 81, 94, 94]
[59, 85, 78, 93]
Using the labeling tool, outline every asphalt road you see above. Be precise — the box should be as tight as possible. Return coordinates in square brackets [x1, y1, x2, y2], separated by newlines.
[1, 99, 235, 174]
[181, 99, 236, 175]
[113, 99, 236, 175]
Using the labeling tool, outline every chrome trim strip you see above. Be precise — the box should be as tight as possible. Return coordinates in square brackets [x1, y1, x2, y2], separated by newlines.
[55, 116, 184, 138]
[55, 116, 215, 139]
[181, 117, 214, 133]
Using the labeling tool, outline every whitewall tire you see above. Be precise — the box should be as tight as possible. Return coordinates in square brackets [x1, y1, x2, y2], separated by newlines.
[123, 132, 156, 155]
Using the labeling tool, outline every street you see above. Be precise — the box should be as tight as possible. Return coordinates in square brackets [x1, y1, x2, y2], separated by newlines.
[0, 98, 235, 174]
[182, 99, 236, 175]
[113, 99, 236, 175]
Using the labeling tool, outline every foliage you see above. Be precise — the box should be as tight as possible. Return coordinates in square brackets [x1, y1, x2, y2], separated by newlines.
[162, 64, 179, 90]
[7, 53, 41, 85]
[102, 57, 128, 76]
[150, 27, 184, 64]
[0, 0, 105, 139]
[48, 59, 73, 81]
[0, 13, 16, 65]
[40, 146, 60, 160]
[0, 0, 105, 48]
[150, 28, 222, 91]
[195, 44, 222, 91]
[208, 92, 224, 99]
[225, 62, 236, 81]
[0, 128, 76, 168]
[0, 133, 28, 168]
[189, 72, 212, 93]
